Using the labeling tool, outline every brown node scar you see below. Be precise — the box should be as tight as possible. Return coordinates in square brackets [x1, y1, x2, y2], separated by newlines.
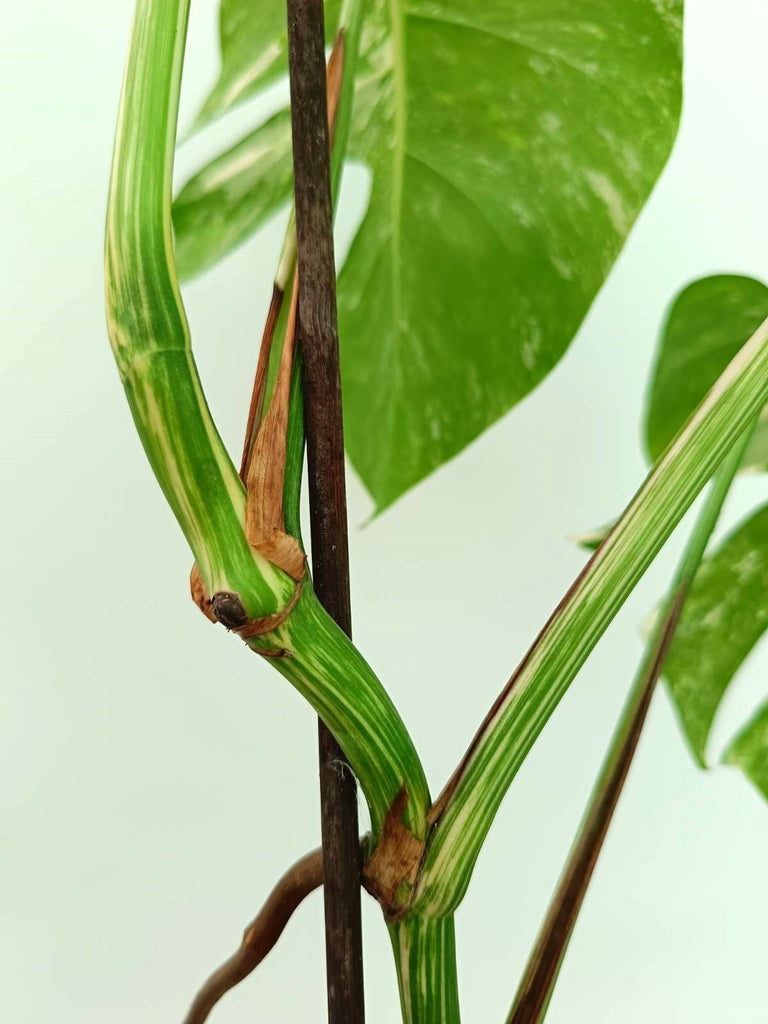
[189, 572, 302, 649]
[363, 786, 425, 918]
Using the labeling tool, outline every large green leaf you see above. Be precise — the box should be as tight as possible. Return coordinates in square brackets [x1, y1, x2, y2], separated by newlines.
[174, 109, 294, 280]
[724, 701, 768, 801]
[178, 0, 683, 509]
[646, 274, 768, 469]
[663, 504, 768, 768]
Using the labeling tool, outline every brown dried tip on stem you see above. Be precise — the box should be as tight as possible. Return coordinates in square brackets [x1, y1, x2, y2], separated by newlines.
[235, 33, 346, 584]
[182, 847, 325, 1024]
[239, 284, 284, 480]
[244, 280, 306, 581]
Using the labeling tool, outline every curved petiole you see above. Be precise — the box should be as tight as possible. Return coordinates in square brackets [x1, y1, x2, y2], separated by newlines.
[415, 315, 768, 916]
[105, 0, 428, 849]
[506, 419, 758, 1024]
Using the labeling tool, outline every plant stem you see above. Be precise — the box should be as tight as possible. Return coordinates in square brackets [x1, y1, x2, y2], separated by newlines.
[390, 915, 461, 1024]
[417, 311, 768, 915]
[285, 0, 364, 1019]
[507, 421, 757, 1024]
[106, 0, 429, 880]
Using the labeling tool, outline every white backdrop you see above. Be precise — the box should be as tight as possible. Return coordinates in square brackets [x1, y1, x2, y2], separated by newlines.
[2, 1, 767, 1020]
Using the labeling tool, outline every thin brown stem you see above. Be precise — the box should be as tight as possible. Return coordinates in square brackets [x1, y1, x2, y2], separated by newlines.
[182, 847, 324, 1024]
[507, 421, 757, 1024]
[507, 588, 686, 1024]
[286, 1, 364, 1021]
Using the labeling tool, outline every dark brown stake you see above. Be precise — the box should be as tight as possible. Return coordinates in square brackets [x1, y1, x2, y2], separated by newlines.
[285, 1, 365, 1022]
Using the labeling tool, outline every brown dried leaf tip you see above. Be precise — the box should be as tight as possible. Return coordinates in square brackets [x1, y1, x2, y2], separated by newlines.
[238, 32, 346, 584]
[243, 280, 307, 582]
[363, 786, 425, 917]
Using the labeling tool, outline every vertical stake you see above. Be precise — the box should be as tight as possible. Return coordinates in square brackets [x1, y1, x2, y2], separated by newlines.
[285, 1, 365, 1021]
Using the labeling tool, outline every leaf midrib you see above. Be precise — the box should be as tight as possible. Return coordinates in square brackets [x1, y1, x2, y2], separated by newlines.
[381, 0, 407, 495]
[373, 0, 608, 499]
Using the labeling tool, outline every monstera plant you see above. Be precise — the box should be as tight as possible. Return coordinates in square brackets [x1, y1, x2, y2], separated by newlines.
[104, 0, 768, 1020]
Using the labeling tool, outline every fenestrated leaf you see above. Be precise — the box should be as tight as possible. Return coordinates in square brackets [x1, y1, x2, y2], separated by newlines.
[173, 108, 294, 280]
[724, 701, 768, 801]
[646, 274, 768, 469]
[663, 503, 768, 767]
[192, 0, 341, 129]
[180, 0, 683, 510]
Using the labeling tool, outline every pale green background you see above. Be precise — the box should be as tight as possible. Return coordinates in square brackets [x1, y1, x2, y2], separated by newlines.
[2, 1, 767, 1020]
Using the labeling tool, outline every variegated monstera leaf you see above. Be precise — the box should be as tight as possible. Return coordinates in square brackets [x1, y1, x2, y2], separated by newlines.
[175, 0, 684, 511]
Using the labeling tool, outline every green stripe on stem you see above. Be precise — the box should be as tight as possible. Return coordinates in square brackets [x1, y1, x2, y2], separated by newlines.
[416, 316, 768, 915]
[105, 0, 428, 846]
[390, 914, 460, 1024]
[507, 419, 757, 1024]
[247, 585, 429, 840]
[105, 0, 288, 615]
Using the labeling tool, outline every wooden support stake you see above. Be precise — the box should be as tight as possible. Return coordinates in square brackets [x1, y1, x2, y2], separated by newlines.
[285, 1, 365, 1021]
